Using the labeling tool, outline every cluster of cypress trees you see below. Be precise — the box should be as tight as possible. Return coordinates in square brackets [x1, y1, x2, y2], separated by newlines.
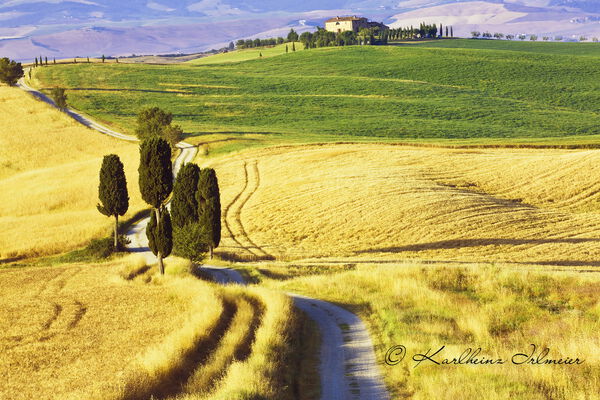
[387, 23, 453, 40]
[97, 135, 221, 274]
[171, 163, 221, 261]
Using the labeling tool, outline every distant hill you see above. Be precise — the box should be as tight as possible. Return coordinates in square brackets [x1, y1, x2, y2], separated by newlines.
[1, 0, 599, 61]
[390, 1, 600, 39]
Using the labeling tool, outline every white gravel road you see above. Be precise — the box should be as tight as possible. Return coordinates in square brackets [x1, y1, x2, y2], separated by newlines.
[201, 266, 390, 400]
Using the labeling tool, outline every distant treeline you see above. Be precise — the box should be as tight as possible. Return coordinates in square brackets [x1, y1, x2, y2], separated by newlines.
[471, 31, 599, 42]
[236, 23, 454, 51]
[389, 23, 454, 40]
[236, 37, 288, 49]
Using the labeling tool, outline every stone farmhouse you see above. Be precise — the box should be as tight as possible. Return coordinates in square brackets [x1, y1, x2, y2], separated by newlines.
[325, 16, 388, 34]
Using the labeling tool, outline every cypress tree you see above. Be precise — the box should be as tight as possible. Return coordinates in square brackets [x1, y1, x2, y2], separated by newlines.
[286, 45, 288, 53]
[451, 26, 453, 37]
[439, 23, 443, 37]
[102, 54, 105, 63]
[173, 222, 208, 262]
[446, 26, 449, 37]
[34, 57, 38, 67]
[147, 207, 173, 263]
[171, 163, 200, 229]
[45, 57, 48, 65]
[292, 42, 296, 52]
[97, 154, 129, 250]
[53, 58, 56, 64]
[171, 163, 210, 261]
[197, 168, 221, 259]
[138, 138, 173, 273]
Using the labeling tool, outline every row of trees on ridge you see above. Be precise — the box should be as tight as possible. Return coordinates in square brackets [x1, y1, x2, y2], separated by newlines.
[471, 31, 599, 42]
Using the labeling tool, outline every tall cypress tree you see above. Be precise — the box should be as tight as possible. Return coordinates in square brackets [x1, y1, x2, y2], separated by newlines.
[139, 138, 172, 273]
[171, 163, 200, 228]
[147, 207, 173, 263]
[97, 154, 129, 250]
[197, 168, 221, 259]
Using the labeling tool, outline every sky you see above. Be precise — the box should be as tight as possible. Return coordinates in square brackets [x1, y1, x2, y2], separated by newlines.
[1, 1, 598, 61]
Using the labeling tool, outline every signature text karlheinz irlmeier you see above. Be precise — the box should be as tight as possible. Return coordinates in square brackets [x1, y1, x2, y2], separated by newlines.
[385, 344, 584, 368]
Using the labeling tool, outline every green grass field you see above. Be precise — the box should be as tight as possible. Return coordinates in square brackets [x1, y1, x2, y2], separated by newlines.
[32, 41, 600, 150]
[188, 42, 304, 65]
[403, 38, 600, 57]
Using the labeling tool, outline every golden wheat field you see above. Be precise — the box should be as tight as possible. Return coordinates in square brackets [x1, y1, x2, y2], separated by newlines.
[0, 86, 144, 260]
[206, 144, 600, 265]
[0, 256, 220, 399]
[0, 256, 308, 400]
[267, 262, 600, 399]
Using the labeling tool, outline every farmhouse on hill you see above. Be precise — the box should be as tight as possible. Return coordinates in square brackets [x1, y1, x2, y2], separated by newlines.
[325, 16, 388, 33]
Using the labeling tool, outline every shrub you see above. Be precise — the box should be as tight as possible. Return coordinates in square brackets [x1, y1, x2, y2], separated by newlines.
[51, 87, 67, 110]
[424, 267, 477, 292]
[86, 234, 130, 259]
[0, 57, 23, 86]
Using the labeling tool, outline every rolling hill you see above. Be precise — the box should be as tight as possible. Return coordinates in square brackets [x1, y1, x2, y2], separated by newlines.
[32, 42, 600, 146]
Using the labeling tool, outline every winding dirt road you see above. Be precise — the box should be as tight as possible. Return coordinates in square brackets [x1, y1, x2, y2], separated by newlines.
[18, 77, 390, 400]
[201, 266, 390, 400]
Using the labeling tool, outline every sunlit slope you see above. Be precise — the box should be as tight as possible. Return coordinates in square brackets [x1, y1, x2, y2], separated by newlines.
[187, 42, 304, 65]
[209, 144, 600, 264]
[0, 87, 144, 259]
[0, 257, 303, 400]
[0, 258, 221, 400]
[34, 44, 600, 143]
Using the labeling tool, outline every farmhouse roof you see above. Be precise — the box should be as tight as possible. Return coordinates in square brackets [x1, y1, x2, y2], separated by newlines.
[325, 16, 366, 23]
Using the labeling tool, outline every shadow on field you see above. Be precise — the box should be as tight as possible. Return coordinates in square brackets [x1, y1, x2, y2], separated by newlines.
[0, 256, 24, 264]
[53, 87, 190, 95]
[357, 238, 600, 254]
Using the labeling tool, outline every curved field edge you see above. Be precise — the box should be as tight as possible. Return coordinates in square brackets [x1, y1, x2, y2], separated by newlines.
[30, 43, 600, 149]
[109, 267, 318, 400]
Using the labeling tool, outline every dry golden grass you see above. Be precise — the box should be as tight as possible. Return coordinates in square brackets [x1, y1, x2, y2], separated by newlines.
[267, 262, 600, 399]
[0, 86, 144, 259]
[0, 256, 222, 400]
[206, 144, 600, 265]
[0, 257, 309, 400]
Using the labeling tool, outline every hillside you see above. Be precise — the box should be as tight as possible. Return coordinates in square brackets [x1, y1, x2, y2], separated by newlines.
[187, 42, 304, 65]
[206, 143, 600, 265]
[33, 43, 600, 147]
[407, 38, 600, 56]
[0, 86, 144, 260]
